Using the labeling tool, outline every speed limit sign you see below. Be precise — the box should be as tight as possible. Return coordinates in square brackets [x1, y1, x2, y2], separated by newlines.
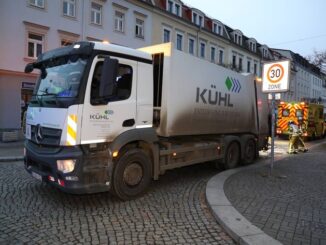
[262, 60, 290, 93]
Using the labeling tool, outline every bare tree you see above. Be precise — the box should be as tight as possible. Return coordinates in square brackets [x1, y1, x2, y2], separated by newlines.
[306, 50, 326, 73]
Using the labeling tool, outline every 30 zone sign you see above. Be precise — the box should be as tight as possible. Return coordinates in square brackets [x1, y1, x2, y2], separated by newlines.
[262, 60, 290, 93]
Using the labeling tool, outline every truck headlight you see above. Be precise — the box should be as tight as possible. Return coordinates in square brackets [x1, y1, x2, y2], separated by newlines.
[57, 159, 76, 173]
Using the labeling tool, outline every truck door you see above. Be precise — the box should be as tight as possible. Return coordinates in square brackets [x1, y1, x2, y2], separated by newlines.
[80, 56, 137, 144]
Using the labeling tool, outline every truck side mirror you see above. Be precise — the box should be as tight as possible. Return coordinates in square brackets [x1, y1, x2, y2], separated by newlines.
[99, 57, 118, 98]
[25, 63, 34, 73]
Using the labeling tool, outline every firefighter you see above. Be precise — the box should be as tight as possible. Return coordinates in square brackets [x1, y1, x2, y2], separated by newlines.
[297, 120, 308, 152]
[288, 120, 299, 154]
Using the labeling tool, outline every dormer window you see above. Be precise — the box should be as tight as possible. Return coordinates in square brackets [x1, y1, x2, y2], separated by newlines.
[249, 39, 257, 52]
[249, 42, 256, 52]
[263, 48, 268, 58]
[260, 45, 269, 58]
[233, 30, 243, 45]
[192, 9, 204, 27]
[213, 22, 223, 35]
[166, 0, 182, 17]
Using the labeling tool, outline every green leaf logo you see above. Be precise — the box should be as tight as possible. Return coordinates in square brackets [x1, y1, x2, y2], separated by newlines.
[225, 77, 232, 91]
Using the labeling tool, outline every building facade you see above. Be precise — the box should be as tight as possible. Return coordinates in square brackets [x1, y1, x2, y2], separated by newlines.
[1, 0, 324, 134]
[150, 0, 273, 76]
[272, 49, 326, 107]
[0, 0, 153, 131]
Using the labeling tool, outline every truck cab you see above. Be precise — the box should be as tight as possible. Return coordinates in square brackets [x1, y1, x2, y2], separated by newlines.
[24, 42, 155, 196]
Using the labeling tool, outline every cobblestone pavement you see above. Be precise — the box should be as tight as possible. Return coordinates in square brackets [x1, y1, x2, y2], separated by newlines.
[225, 143, 326, 245]
[0, 161, 234, 245]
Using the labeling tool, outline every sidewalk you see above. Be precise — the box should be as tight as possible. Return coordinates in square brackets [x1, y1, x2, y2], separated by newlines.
[206, 140, 326, 245]
[0, 140, 24, 162]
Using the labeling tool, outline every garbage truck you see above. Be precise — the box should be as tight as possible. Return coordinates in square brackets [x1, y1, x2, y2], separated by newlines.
[24, 41, 269, 200]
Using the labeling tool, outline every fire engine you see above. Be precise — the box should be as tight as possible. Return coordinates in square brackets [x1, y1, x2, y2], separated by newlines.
[276, 101, 325, 138]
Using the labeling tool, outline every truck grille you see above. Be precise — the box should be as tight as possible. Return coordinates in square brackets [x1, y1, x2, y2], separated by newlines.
[31, 125, 62, 146]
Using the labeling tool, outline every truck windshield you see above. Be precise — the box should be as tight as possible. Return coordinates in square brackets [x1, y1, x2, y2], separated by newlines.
[33, 56, 87, 103]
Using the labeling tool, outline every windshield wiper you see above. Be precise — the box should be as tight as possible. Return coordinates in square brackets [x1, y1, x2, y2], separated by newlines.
[32, 89, 59, 106]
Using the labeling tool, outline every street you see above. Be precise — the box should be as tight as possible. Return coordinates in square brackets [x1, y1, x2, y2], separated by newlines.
[0, 159, 234, 244]
[0, 138, 324, 244]
[225, 140, 326, 245]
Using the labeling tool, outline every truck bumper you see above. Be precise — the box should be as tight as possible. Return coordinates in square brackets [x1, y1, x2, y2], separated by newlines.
[24, 140, 113, 194]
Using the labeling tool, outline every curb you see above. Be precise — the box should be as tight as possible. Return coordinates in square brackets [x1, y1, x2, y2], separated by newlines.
[206, 141, 326, 245]
[0, 156, 24, 162]
[206, 160, 282, 245]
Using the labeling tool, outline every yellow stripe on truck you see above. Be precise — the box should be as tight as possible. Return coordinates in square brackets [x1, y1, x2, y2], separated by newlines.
[67, 114, 77, 146]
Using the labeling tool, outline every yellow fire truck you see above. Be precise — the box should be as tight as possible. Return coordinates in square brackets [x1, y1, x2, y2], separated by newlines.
[276, 101, 325, 138]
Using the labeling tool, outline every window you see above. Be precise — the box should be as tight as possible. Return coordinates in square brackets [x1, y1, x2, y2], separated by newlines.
[61, 40, 73, 46]
[232, 55, 236, 68]
[210, 47, 216, 62]
[167, 0, 181, 16]
[27, 33, 43, 58]
[282, 109, 289, 117]
[198, 16, 203, 27]
[254, 63, 257, 75]
[189, 38, 195, 55]
[200, 42, 205, 58]
[135, 19, 144, 39]
[212, 23, 222, 35]
[168, 0, 173, 12]
[234, 32, 242, 45]
[29, 0, 44, 8]
[213, 23, 217, 33]
[263, 49, 268, 58]
[114, 11, 125, 33]
[192, 13, 197, 24]
[239, 57, 242, 71]
[63, 0, 76, 17]
[249, 42, 256, 52]
[163, 29, 170, 43]
[91, 2, 102, 25]
[218, 26, 222, 35]
[219, 50, 224, 64]
[176, 33, 183, 51]
[175, 4, 180, 16]
[247, 61, 251, 73]
[91, 62, 133, 104]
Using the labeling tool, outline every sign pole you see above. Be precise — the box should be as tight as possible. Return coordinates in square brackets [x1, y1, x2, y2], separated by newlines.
[270, 92, 276, 175]
[262, 60, 290, 176]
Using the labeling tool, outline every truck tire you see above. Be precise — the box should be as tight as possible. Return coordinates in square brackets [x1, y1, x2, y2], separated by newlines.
[243, 139, 256, 165]
[223, 142, 240, 169]
[112, 149, 152, 200]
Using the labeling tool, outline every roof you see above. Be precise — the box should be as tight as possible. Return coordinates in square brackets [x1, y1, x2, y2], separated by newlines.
[92, 42, 152, 61]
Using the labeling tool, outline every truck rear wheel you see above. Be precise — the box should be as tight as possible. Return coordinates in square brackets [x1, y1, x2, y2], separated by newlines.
[223, 142, 240, 169]
[112, 149, 152, 201]
[243, 139, 256, 165]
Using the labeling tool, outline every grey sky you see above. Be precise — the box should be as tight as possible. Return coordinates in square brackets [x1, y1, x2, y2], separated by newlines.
[184, 0, 326, 57]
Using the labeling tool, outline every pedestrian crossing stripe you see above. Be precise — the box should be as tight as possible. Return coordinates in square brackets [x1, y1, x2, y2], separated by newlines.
[67, 114, 77, 146]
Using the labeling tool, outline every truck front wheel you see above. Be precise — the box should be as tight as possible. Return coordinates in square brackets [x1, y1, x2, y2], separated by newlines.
[223, 142, 240, 169]
[112, 149, 152, 200]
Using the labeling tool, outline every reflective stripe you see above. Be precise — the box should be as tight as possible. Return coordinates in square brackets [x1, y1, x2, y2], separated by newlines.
[67, 114, 77, 146]
[81, 139, 106, 144]
[136, 124, 152, 129]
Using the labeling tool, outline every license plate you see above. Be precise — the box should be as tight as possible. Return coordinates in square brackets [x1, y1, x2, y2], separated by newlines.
[25, 124, 31, 140]
[31, 171, 42, 181]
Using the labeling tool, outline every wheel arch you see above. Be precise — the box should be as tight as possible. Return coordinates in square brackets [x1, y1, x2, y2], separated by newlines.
[109, 128, 159, 179]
